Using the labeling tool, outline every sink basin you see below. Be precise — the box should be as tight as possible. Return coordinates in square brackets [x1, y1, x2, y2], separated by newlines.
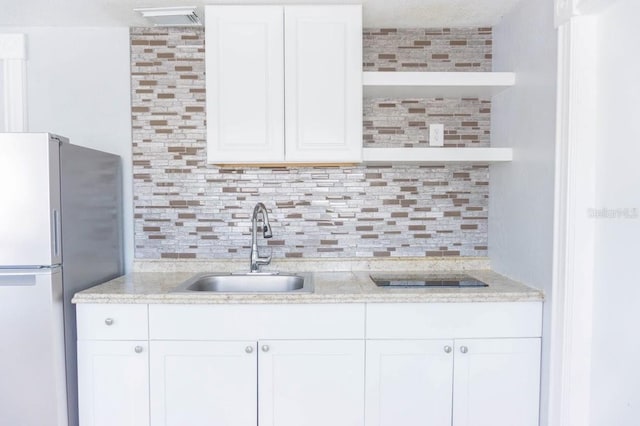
[172, 272, 313, 293]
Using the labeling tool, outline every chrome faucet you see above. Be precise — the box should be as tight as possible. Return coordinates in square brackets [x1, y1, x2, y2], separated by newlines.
[250, 202, 273, 272]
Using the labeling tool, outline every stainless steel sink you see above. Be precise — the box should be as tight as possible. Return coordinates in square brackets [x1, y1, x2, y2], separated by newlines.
[172, 272, 313, 293]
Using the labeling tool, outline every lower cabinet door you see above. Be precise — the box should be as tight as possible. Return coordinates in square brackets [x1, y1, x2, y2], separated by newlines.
[77, 340, 149, 426]
[258, 339, 365, 426]
[365, 340, 454, 426]
[150, 341, 257, 426]
[452, 338, 541, 426]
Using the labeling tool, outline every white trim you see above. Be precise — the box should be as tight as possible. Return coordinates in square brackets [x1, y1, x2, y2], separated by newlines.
[0, 34, 27, 132]
[555, 0, 578, 27]
[555, 0, 621, 26]
[549, 16, 598, 426]
[0, 34, 26, 60]
[3, 59, 27, 131]
[576, 0, 621, 14]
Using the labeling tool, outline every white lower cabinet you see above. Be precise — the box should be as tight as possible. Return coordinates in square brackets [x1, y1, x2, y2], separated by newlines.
[77, 340, 149, 426]
[365, 340, 455, 426]
[149, 339, 364, 426]
[77, 302, 542, 426]
[259, 340, 365, 426]
[149, 341, 257, 426]
[365, 338, 541, 426]
[76, 304, 150, 426]
[364, 303, 542, 426]
[452, 338, 541, 426]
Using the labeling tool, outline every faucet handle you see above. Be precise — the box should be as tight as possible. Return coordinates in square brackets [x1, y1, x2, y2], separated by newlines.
[257, 248, 272, 265]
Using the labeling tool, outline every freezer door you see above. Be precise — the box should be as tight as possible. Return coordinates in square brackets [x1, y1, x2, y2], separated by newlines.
[0, 133, 63, 266]
[0, 268, 68, 426]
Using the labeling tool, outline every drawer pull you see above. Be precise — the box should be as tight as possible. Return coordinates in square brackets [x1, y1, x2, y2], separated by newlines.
[134, 346, 144, 354]
[104, 318, 114, 326]
[245, 346, 254, 354]
[460, 346, 469, 354]
[444, 346, 452, 354]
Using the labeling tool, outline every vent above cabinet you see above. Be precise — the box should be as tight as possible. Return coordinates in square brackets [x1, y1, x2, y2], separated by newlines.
[134, 6, 202, 27]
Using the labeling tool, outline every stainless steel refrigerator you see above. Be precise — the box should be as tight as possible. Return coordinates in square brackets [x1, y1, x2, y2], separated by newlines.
[0, 133, 124, 426]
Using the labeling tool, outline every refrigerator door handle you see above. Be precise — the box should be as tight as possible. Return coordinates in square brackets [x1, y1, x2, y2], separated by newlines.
[0, 274, 37, 286]
[53, 209, 60, 257]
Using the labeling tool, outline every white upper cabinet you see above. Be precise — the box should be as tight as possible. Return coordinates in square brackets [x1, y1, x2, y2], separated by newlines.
[205, 5, 362, 164]
[205, 6, 285, 163]
[284, 6, 362, 163]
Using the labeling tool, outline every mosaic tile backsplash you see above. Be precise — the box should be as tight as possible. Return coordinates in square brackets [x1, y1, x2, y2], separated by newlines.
[131, 27, 491, 260]
[363, 27, 492, 72]
[364, 98, 491, 148]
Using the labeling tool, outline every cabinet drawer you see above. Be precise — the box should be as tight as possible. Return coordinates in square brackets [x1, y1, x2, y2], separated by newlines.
[77, 304, 148, 340]
[366, 302, 542, 339]
[149, 304, 365, 340]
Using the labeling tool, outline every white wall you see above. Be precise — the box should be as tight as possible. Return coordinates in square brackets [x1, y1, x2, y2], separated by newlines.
[0, 62, 4, 132]
[490, 1, 557, 425]
[589, 0, 640, 424]
[0, 27, 133, 272]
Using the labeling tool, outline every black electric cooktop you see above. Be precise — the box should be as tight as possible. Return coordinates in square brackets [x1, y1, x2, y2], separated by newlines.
[370, 273, 488, 288]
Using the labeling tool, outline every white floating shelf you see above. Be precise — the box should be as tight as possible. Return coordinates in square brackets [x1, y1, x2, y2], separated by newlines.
[363, 71, 516, 98]
[362, 147, 513, 165]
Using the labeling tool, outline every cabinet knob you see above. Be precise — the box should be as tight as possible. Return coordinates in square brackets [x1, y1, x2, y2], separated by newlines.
[444, 346, 452, 354]
[245, 346, 254, 354]
[104, 318, 114, 326]
[261, 345, 270, 353]
[460, 346, 468, 354]
[134, 346, 144, 354]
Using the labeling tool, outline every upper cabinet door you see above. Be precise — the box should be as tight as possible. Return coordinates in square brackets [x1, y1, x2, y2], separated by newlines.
[284, 5, 363, 163]
[205, 6, 285, 163]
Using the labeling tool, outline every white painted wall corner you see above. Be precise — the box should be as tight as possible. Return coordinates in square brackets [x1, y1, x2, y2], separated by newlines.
[0, 33, 27, 132]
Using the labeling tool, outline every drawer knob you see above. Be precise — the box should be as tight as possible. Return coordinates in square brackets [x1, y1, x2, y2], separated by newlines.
[245, 346, 254, 354]
[261, 345, 270, 353]
[104, 318, 114, 326]
[444, 346, 452, 354]
[134, 346, 144, 354]
[460, 346, 468, 354]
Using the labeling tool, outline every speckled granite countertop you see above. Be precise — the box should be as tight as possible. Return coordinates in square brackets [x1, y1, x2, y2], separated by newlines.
[72, 258, 543, 304]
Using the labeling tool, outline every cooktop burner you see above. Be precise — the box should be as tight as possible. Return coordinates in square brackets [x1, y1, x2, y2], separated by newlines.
[370, 274, 488, 288]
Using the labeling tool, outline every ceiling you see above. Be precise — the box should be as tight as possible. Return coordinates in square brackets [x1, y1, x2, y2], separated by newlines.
[0, 0, 523, 28]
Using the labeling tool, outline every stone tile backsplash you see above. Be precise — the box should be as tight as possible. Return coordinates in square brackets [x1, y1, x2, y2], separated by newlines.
[131, 27, 491, 260]
[363, 28, 492, 72]
[364, 98, 491, 148]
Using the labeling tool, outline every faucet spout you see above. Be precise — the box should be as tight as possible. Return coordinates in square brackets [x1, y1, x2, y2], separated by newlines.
[250, 203, 273, 272]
